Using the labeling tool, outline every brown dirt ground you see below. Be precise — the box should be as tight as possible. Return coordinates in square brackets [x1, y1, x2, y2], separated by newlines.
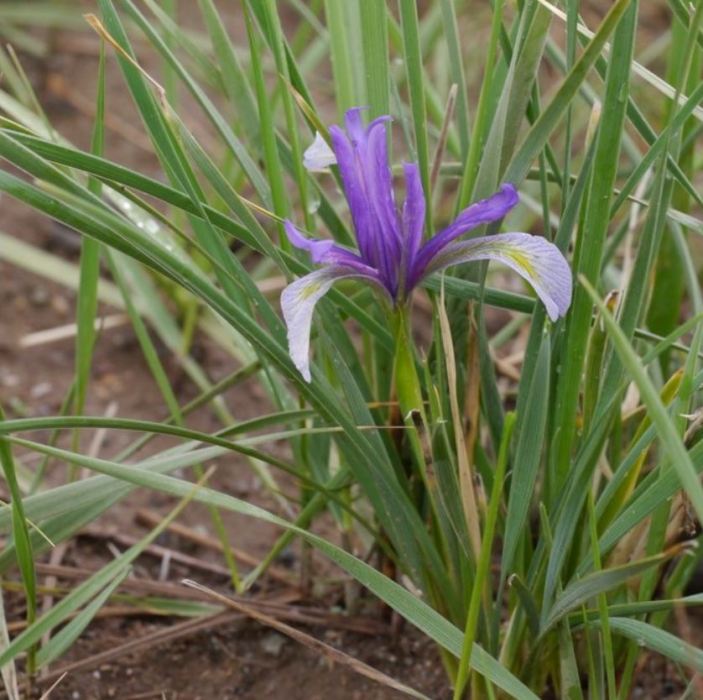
[0, 2, 700, 699]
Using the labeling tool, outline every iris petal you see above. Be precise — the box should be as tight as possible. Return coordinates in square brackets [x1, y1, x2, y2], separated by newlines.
[329, 123, 377, 266]
[284, 220, 376, 273]
[303, 132, 337, 171]
[421, 232, 572, 321]
[344, 107, 368, 144]
[329, 110, 400, 295]
[281, 266, 385, 382]
[365, 119, 401, 293]
[401, 162, 425, 273]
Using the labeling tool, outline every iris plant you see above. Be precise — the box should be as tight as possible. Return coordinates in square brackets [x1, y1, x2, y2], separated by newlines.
[282, 108, 572, 381]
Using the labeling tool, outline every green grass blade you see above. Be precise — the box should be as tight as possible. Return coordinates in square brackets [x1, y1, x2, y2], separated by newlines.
[438, 0, 469, 159]
[398, 0, 430, 212]
[0, 406, 37, 674]
[324, 0, 357, 114]
[243, 2, 288, 236]
[606, 618, 703, 673]
[542, 548, 683, 633]
[361, 1, 390, 119]
[74, 42, 105, 419]
[550, 1, 638, 487]
[12, 437, 539, 700]
[35, 567, 130, 668]
[197, 0, 258, 140]
[503, 0, 634, 185]
[581, 276, 703, 523]
[501, 335, 550, 582]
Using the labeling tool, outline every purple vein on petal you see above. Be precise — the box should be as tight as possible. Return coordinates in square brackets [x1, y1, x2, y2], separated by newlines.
[281, 266, 386, 382]
[421, 232, 573, 321]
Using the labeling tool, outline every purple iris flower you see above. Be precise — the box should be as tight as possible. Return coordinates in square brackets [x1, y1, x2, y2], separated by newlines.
[282, 108, 572, 381]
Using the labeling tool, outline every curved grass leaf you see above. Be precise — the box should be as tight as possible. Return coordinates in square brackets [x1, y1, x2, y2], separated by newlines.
[606, 618, 703, 673]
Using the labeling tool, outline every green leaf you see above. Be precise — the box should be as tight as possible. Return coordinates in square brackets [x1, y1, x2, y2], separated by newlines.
[36, 567, 130, 667]
[581, 276, 703, 524]
[542, 549, 681, 632]
[361, 1, 390, 119]
[501, 334, 550, 582]
[606, 618, 703, 673]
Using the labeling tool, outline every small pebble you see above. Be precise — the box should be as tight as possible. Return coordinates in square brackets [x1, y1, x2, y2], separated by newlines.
[29, 286, 50, 307]
[30, 381, 52, 399]
[52, 295, 70, 316]
[0, 372, 19, 388]
[260, 632, 286, 657]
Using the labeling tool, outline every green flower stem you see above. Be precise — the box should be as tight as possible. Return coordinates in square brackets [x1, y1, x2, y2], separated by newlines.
[391, 306, 425, 422]
[390, 305, 443, 597]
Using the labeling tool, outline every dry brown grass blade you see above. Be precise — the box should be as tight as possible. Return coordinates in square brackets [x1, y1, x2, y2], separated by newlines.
[182, 580, 430, 700]
[37, 672, 66, 700]
[437, 291, 481, 559]
[40, 611, 240, 684]
[135, 509, 296, 586]
[39, 541, 69, 673]
[80, 526, 233, 578]
[20, 314, 129, 348]
[430, 83, 458, 195]
[23, 564, 386, 635]
[83, 14, 164, 100]
[7, 605, 200, 633]
[30, 563, 283, 604]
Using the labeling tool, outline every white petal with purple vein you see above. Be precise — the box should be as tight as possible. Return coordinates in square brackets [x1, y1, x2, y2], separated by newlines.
[281, 267, 379, 382]
[423, 233, 572, 321]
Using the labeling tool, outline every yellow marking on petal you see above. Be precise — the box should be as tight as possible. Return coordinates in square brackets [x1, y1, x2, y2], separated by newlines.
[508, 250, 536, 278]
[299, 282, 322, 300]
